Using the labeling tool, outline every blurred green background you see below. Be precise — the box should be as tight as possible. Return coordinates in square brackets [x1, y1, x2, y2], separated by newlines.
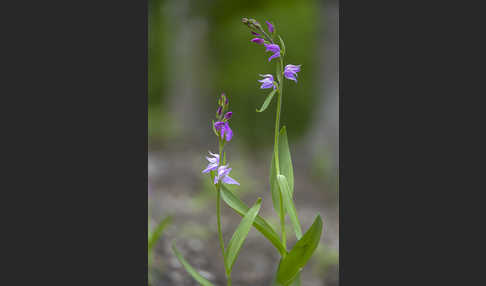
[148, 0, 339, 285]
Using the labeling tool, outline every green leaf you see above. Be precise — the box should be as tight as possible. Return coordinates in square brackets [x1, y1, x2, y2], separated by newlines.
[278, 35, 286, 56]
[276, 215, 323, 286]
[148, 216, 172, 252]
[270, 126, 294, 214]
[224, 198, 262, 273]
[277, 175, 302, 239]
[220, 185, 286, 255]
[279, 126, 294, 196]
[270, 150, 280, 213]
[271, 269, 301, 286]
[257, 89, 277, 112]
[172, 241, 216, 286]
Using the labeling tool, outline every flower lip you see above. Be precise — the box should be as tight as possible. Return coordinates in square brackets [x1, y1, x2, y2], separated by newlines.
[214, 165, 240, 185]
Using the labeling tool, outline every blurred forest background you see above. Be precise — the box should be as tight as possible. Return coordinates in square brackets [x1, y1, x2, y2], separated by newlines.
[148, 0, 339, 285]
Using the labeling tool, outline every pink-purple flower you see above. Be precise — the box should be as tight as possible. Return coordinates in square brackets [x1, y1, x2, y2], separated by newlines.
[214, 121, 233, 142]
[284, 64, 301, 82]
[214, 165, 239, 185]
[264, 43, 281, 62]
[202, 151, 220, 173]
[224, 111, 233, 120]
[266, 21, 274, 34]
[251, 38, 264, 44]
[258, 74, 277, 90]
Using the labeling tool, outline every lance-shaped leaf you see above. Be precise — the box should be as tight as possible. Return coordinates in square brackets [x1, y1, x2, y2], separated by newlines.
[277, 174, 302, 239]
[270, 126, 295, 213]
[220, 185, 286, 255]
[148, 216, 172, 252]
[271, 268, 301, 286]
[224, 198, 262, 273]
[257, 89, 277, 112]
[276, 215, 323, 286]
[172, 241, 216, 286]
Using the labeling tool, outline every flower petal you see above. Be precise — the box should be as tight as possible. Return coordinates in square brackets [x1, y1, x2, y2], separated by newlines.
[265, 20, 274, 33]
[224, 123, 233, 141]
[202, 162, 218, 173]
[251, 38, 264, 44]
[222, 175, 240, 185]
[268, 52, 280, 62]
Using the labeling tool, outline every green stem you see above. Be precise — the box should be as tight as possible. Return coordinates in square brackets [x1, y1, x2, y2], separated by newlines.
[216, 187, 225, 255]
[274, 57, 286, 254]
[216, 137, 231, 282]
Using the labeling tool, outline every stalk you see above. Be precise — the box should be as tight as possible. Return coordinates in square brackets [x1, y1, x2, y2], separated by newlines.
[274, 56, 286, 252]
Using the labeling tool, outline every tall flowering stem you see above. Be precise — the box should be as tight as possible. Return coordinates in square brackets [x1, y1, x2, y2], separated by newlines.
[243, 17, 302, 257]
[202, 93, 239, 286]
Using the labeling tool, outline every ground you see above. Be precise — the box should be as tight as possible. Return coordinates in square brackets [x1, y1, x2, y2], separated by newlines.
[148, 146, 338, 286]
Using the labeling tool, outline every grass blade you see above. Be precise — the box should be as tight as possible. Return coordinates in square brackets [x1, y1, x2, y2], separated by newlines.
[277, 175, 302, 239]
[172, 241, 216, 286]
[257, 89, 277, 112]
[276, 215, 323, 286]
[220, 185, 286, 255]
[148, 216, 172, 252]
[224, 198, 262, 273]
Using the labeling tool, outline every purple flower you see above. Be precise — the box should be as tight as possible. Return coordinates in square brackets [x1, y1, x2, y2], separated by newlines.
[217, 106, 223, 117]
[251, 38, 264, 44]
[224, 111, 233, 120]
[214, 121, 233, 142]
[266, 21, 274, 33]
[258, 74, 276, 90]
[251, 31, 261, 36]
[284, 64, 301, 82]
[202, 151, 219, 173]
[214, 165, 239, 185]
[264, 43, 280, 62]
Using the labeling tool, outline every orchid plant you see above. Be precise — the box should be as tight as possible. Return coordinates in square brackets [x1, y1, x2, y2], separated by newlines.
[171, 18, 323, 286]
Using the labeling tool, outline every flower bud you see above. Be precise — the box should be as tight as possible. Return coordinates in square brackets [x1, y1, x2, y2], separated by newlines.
[242, 18, 249, 24]
[218, 93, 226, 106]
[216, 106, 223, 117]
[224, 111, 232, 120]
[220, 93, 228, 106]
[251, 38, 264, 45]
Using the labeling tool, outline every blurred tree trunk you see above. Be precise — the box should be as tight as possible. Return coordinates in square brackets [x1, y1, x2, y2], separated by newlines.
[303, 0, 339, 176]
[165, 0, 209, 145]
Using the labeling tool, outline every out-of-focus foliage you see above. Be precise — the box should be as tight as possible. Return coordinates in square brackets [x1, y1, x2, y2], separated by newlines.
[149, 0, 319, 149]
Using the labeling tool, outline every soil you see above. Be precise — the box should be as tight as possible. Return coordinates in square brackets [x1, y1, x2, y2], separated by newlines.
[149, 147, 339, 286]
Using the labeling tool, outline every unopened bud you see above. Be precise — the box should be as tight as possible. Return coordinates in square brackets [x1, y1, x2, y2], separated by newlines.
[217, 106, 223, 117]
[220, 93, 228, 106]
[242, 18, 249, 24]
[224, 111, 233, 120]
